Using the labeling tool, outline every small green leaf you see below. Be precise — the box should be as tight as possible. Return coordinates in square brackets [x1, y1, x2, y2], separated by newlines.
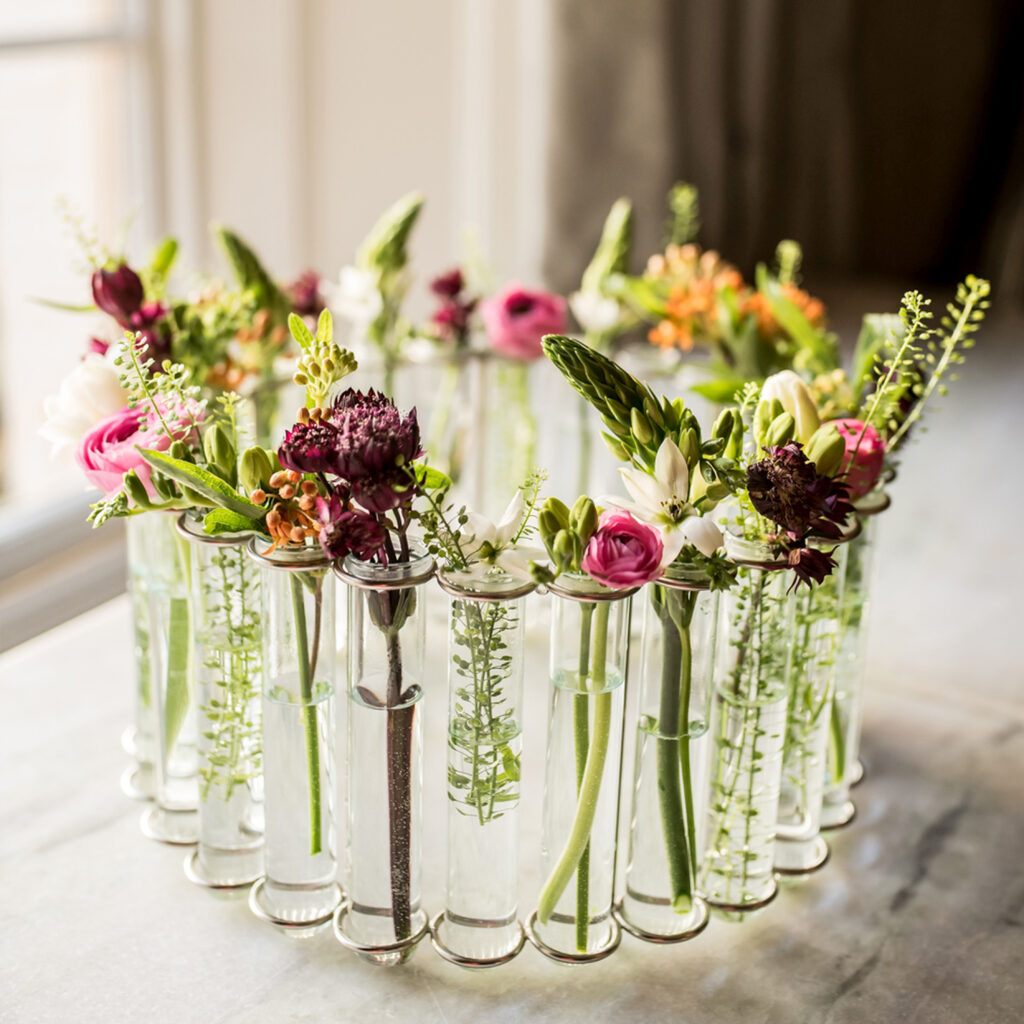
[203, 508, 260, 536]
[414, 463, 451, 492]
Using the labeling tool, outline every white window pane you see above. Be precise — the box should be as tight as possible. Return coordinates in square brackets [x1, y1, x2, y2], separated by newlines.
[0, 0, 122, 40]
[0, 45, 138, 512]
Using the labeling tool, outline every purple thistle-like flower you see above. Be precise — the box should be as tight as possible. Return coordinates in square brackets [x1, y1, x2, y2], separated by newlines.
[787, 545, 837, 589]
[278, 419, 343, 476]
[747, 442, 854, 540]
[328, 389, 422, 514]
[316, 495, 386, 561]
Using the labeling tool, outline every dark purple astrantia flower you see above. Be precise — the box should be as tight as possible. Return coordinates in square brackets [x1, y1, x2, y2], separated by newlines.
[316, 495, 386, 561]
[329, 389, 422, 513]
[746, 442, 854, 588]
[747, 442, 854, 542]
[278, 418, 342, 476]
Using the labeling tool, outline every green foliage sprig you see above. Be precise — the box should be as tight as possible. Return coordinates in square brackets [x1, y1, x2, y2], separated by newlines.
[289, 309, 358, 409]
[666, 181, 700, 246]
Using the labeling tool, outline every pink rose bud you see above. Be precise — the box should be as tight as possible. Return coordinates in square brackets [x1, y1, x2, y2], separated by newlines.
[75, 401, 200, 497]
[831, 418, 885, 498]
[581, 511, 664, 589]
[480, 281, 567, 360]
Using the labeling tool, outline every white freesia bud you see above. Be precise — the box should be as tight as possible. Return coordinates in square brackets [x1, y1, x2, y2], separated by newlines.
[569, 290, 621, 334]
[761, 370, 821, 443]
[39, 352, 129, 456]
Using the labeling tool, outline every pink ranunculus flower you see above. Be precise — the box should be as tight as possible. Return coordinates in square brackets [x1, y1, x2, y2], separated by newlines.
[75, 402, 198, 497]
[581, 511, 664, 589]
[480, 282, 567, 360]
[831, 418, 885, 498]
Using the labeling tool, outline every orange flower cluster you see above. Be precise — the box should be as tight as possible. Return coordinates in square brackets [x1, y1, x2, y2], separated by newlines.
[645, 244, 744, 351]
[207, 308, 290, 391]
[743, 283, 826, 339]
[644, 243, 827, 353]
[253, 470, 322, 550]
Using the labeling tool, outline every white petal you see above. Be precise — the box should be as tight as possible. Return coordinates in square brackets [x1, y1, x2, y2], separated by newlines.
[569, 290, 621, 333]
[679, 517, 724, 557]
[618, 465, 663, 515]
[658, 527, 687, 570]
[461, 511, 497, 555]
[653, 438, 690, 501]
[496, 545, 545, 581]
[599, 493, 650, 521]
[495, 491, 525, 546]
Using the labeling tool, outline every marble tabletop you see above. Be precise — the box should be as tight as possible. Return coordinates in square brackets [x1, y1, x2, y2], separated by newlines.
[2, 332, 1023, 1024]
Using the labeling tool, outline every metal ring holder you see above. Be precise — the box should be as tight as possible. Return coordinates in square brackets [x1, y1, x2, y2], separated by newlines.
[249, 879, 342, 933]
[613, 897, 710, 945]
[543, 580, 639, 603]
[139, 806, 198, 846]
[775, 836, 831, 877]
[428, 912, 527, 968]
[120, 764, 154, 802]
[820, 800, 857, 831]
[524, 910, 622, 964]
[333, 902, 430, 965]
[705, 879, 779, 916]
[433, 574, 536, 603]
[183, 850, 262, 891]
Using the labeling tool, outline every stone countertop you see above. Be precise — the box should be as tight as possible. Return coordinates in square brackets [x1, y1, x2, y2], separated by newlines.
[2, 328, 1022, 1024]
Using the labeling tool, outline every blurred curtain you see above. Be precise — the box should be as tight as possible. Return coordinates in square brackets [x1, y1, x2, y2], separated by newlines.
[543, 0, 1024, 303]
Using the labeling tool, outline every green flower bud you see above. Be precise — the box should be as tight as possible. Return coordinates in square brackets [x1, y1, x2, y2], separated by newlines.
[601, 433, 630, 462]
[805, 424, 846, 477]
[203, 425, 236, 485]
[765, 411, 796, 447]
[169, 439, 194, 463]
[642, 395, 665, 431]
[678, 428, 698, 467]
[569, 495, 599, 541]
[543, 497, 571, 531]
[712, 408, 735, 442]
[630, 408, 653, 445]
[553, 529, 575, 572]
[753, 400, 773, 444]
[123, 470, 153, 510]
[239, 446, 272, 493]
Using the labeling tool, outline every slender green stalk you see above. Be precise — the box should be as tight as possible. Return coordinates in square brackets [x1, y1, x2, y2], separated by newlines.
[163, 531, 194, 753]
[539, 601, 613, 955]
[289, 573, 322, 856]
[653, 586, 698, 911]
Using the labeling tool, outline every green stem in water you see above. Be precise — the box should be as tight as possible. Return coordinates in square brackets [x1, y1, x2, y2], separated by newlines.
[539, 601, 613, 956]
[163, 529, 193, 754]
[829, 700, 847, 785]
[289, 573, 322, 856]
[573, 603, 594, 952]
[653, 586, 698, 912]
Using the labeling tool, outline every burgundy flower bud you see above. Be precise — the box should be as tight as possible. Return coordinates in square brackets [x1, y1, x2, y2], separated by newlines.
[287, 269, 326, 318]
[91, 264, 145, 324]
[278, 419, 342, 476]
[788, 545, 837, 589]
[430, 268, 464, 299]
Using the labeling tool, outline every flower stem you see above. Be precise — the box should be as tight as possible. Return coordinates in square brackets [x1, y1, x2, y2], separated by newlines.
[539, 601, 613, 955]
[289, 573, 322, 856]
[653, 587, 697, 911]
[384, 600, 414, 943]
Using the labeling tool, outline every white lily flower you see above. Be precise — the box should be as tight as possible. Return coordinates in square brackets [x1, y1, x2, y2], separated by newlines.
[604, 438, 724, 568]
[39, 352, 129, 457]
[457, 490, 542, 581]
[329, 265, 384, 326]
[569, 290, 621, 333]
[616, 438, 693, 527]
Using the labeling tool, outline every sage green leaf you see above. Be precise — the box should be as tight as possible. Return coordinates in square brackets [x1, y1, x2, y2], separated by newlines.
[138, 449, 266, 520]
[288, 312, 315, 352]
[203, 508, 261, 536]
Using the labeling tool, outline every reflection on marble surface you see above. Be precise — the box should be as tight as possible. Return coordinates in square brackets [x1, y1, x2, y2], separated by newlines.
[1, 324, 1022, 1024]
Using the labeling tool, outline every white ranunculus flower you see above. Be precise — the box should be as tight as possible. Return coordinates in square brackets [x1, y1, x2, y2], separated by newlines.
[39, 352, 129, 456]
[569, 290, 621, 334]
[329, 265, 384, 326]
[760, 370, 820, 443]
